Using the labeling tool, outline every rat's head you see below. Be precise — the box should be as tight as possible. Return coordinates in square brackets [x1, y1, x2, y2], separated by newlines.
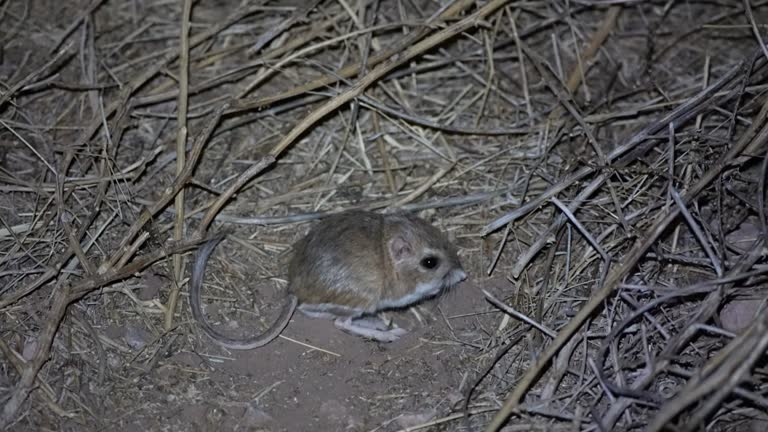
[384, 214, 467, 306]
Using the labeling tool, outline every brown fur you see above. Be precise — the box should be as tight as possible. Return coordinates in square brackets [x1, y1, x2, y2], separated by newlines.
[289, 210, 464, 314]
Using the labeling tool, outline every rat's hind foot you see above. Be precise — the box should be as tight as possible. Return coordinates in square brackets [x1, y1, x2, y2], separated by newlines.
[334, 316, 407, 342]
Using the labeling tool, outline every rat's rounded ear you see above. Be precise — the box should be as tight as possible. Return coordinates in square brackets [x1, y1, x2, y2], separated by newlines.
[388, 235, 414, 262]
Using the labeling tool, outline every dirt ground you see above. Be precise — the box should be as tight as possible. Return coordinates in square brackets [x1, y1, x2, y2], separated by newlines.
[129, 276, 490, 431]
[3, 1, 768, 431]
[96, 243, 496, 432]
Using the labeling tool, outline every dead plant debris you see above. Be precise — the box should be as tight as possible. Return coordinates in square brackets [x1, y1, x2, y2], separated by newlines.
[1, 1, 768, 431]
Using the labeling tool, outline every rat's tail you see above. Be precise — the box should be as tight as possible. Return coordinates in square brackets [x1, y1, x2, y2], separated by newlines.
[190, 235, 297, 350]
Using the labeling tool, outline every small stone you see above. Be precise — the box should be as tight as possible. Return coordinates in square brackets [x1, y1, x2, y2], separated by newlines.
[720, 299, 762, 333]
[138, 272, 164, 301]
[124, 325, 152, 349]
[22, 337, 38, 361]
[395, 409, 437, 429]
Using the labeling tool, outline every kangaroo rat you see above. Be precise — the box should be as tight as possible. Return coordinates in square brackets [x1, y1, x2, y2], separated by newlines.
[190, 210, 466, 349]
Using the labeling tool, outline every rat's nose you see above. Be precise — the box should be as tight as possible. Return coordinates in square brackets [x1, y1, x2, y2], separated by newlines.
[453, 269, 468, 283]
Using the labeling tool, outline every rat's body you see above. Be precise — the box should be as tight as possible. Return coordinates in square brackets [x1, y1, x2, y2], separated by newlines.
[190, 210, 466, 349]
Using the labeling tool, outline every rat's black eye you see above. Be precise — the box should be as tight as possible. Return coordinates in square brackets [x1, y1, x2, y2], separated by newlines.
[420, 256, 439, 269]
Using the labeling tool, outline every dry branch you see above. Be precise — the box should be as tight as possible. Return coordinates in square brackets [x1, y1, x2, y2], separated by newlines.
[487, 55, 768, 431]
[2, 1, 767, 430]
